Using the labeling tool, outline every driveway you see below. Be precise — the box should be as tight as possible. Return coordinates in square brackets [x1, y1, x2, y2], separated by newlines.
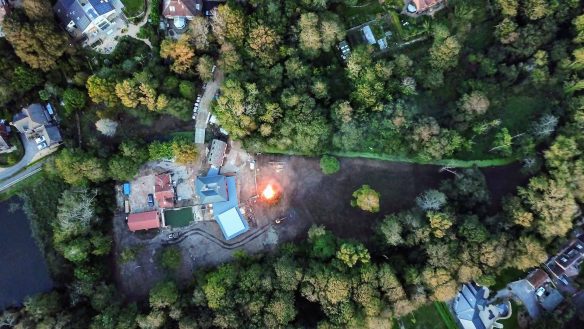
[195, 69, 224, 144]
[507, 280, 541, 319]
[0, 134, 39, 181]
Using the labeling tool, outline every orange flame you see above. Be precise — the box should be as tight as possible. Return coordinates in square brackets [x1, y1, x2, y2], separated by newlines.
[262, 184, 276, 200]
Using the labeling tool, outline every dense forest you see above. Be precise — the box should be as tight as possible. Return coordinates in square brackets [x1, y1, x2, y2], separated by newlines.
[1, 0, 584, 328]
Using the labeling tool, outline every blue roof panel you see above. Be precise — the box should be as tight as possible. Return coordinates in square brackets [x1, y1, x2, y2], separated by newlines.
[88, 0, 114, 15]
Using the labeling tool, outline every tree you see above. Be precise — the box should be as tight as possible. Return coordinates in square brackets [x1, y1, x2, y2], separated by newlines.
[308, 225, 337, 259]
[188, 16, 210, 50]
[3, 14, 68, 71]
[320, 155, 340, 175]
[351, 185, 380, 212]
[416, 189, 447, 211]
[531, 114, 558, 138]
[509, 235, 548, 270]
[247, 24, 281, 66]
[160, 247, 182, 271]
[149, 281, 179, 309]
[427, 211, 454, 238]
[24, 292, 61, 321]
[210, 4, 245, 46]
[429, 36, 461, 71]
[421, 267, 457, 301]
[53, 149, 107, 185]
[95, 118, 119, 137]
[115, 79, 141, 108]
[179, 81, 197, 99]
[378, 215, 404, 246]
[503, 196, 534, 228]
[23, 0, 54, 20]
[332, 100, 353, 124]
[61, 88, 87, 116]
[455, 91, 490, 124]
[336, 242, 370, 267]
[172, 138, 199, 164]
[55, 188, 97, 242]
[522, 0, 549, 20]
[457, 216, 489, 243]
[87, 75, 119, 107]
[196, 55, 214, 81]
[440, 168, 490, 211]
[495, 0, 518, 16]
[160, 36, 196, 74]
[298, 13, 321, 57]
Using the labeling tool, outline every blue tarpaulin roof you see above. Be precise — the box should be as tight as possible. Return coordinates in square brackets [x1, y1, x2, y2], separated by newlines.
[123, 183, 131, 196]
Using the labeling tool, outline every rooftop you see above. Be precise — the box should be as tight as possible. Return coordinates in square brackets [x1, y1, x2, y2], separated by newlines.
[127, 211, 160, 231]
[155, 173, 175, 208]
[207, 139, 227, 167]
[527, 269, 550, 289]
[195, 174, 228, 204]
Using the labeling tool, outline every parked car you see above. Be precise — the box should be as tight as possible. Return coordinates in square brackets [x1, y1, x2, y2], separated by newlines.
[147, 194, 154, 207]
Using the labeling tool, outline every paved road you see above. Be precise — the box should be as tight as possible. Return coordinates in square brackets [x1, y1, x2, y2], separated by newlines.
[0, 134, 39, 181]
[0, 161, 44, 193]
[195, 69, 224, 144]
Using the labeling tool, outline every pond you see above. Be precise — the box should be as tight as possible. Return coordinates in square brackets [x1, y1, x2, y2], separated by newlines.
[0, 197, 53, 310]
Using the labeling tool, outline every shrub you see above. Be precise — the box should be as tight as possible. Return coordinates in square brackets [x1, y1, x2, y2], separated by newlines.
[160, 246, 182, 270]
[320, 155, 340, 175]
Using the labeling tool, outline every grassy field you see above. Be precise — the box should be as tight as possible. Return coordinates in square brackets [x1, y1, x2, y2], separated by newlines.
[396, 302, 457, 329]
[121, 0, 145, 17]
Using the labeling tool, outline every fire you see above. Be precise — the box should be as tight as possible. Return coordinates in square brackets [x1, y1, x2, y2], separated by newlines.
[262, 184, 276, 200]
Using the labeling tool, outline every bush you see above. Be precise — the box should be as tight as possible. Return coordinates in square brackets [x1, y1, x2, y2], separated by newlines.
[351, 185, 380, 213]
[179, 81, 197, 100]
[320, 155, 340, 175]
[160, 246, 182, 270]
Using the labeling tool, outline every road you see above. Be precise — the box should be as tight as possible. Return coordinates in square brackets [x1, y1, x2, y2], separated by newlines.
[0, 161, 44, 193]
[195, 69, 224, 144]
[0, 134, 39, 181]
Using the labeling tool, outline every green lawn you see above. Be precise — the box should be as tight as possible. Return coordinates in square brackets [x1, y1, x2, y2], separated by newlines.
[164, 208, 194, 228]
[121, 0, 145, 17]
[498, 301, 520, 329]
[396, 302, 457, 329]
[498, 95, 548, 134]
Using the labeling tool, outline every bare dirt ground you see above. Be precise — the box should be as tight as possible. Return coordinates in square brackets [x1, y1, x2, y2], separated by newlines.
[113, 150, 525, 300]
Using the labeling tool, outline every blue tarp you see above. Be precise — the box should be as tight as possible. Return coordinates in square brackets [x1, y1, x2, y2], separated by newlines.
[123, 183, 131, 196]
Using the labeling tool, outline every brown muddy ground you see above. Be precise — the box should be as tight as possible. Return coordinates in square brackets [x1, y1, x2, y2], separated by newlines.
[255, 156, 527, 242]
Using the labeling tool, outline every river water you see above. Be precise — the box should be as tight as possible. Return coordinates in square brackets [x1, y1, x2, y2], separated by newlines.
[0, 197, 53, 310]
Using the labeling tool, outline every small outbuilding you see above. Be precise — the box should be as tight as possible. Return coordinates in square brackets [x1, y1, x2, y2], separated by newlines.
[155, 173, 175, 208]
[527, 269, 550, 290]
[207, 139, 227, 167]
[127, 211, 161, 232]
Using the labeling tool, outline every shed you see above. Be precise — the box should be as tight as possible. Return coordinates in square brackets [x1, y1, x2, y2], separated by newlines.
[207, 139, 227, 167]
[155, 173, 175, 208]
[127, 211, 160, 232]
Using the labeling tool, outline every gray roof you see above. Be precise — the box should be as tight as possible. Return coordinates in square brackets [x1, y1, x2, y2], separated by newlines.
[44, 126, 63, 145]
[195, 175, 228, 204]
[12, 104, 50, 133]
[207, 139, 227, 167]
[454, 283, 488, 329]
[54, 0, 115, 32]
[0, 135, 9, 151]
[541, 289, 564, 312]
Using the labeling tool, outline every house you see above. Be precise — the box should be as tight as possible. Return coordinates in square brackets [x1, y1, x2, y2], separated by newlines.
[539, 288, 564, 312]
[195, 169, 249, 240]
[127, 211, 161, 231]
[0, 0, 10, 38]
[404, 0, 447, 17]
[12, 104, 62, 150]
[155, 173, 175, 208]
[545, 235, 584, 282]
[527, 269, 550, 290]
[207, 139, 227, 167]
[162, 0, 202, 29]
[54, 0, 125, 44]
[0, 122, 14, 153]
[453, 282, 511, 329]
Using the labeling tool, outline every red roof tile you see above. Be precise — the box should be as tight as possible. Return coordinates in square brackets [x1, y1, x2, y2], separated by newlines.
[412, 0, 443, 12]
[128, 211, 160, 231]
[155, 174, 174, 208]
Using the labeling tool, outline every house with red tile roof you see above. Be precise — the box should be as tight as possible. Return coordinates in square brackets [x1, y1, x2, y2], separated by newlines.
[162, 0, 202, 29]
[404, 0, 447, 17]
[155, 173, 175, 209]
[127, 211, 161, 231]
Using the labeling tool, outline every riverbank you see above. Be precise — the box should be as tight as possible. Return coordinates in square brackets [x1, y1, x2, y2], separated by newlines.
[0, 197, 53, 310]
